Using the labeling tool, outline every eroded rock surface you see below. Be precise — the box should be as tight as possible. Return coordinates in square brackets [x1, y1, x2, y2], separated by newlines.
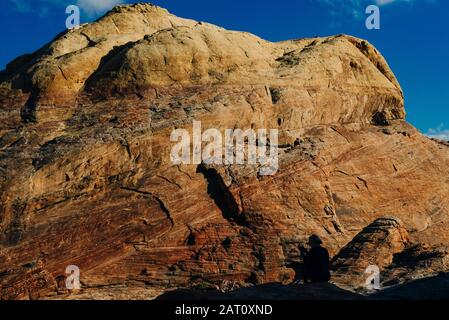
[0, 3, 448, 299]
[331, 217, 408, 288]
[332, 217, 449, 291]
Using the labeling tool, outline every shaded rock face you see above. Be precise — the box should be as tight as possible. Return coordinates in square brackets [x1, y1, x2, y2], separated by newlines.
[0, 3, 448, 299]
[156, 282, 364, 301]
[332, 217, 449, 290]
[331, 217, 409, 288]
[382, 243, 449, 287]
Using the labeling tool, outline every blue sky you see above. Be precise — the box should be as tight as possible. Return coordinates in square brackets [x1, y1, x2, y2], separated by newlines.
[0, 0, 448, 139]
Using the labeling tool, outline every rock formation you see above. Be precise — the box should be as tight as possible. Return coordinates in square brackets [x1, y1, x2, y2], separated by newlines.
[332, 217, 449, 290]
[0, 3, 448, 299]
[331, 217, 409, 289]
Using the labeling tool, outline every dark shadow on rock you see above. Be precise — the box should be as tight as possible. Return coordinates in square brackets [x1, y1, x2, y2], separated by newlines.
[83, 40, 140, 100]
[196, 164, 243, 224]
[286, 262, 303, 283]
[371, 272, 449, 300]
[156, 282, 365, 300]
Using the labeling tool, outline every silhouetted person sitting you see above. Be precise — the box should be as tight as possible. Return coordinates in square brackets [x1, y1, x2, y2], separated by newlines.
[299, 235, 331, 283]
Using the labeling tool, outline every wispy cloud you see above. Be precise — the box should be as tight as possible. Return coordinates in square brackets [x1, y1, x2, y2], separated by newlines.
[375, 0, 413, 6]
[76, 0, 124, 17]
[319, 0, 430, 6]
[315, 0, 436, 19]
[425, 124, 449, 141]
[2, 0, 124, 17]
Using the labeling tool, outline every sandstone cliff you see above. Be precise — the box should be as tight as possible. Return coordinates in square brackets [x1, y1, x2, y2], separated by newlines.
[0, 3, 448, 299]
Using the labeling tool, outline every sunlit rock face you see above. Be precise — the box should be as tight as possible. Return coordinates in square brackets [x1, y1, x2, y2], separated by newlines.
[0, 3, 448, 300]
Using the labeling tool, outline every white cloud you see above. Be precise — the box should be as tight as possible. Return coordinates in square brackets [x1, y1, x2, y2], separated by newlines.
[425, 124, 449, 141]
[2, 0, 124, 17]
[316, 0, 436, 18]
[320, 0, 423, 5]
[76, 0, 123, 17]
[376, 0, 407, 6]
